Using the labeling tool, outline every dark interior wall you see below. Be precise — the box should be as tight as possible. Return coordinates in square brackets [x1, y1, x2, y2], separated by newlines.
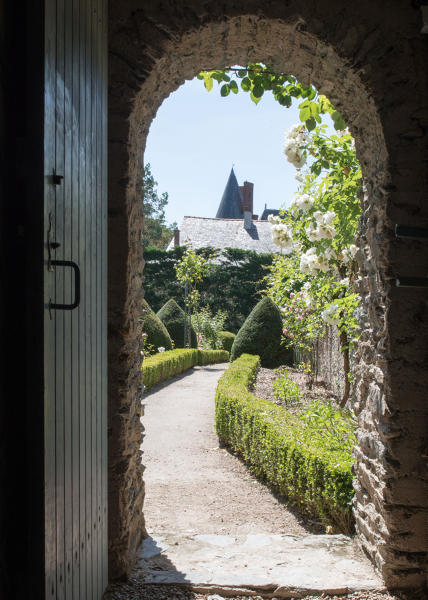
[0, 2, 45, 599]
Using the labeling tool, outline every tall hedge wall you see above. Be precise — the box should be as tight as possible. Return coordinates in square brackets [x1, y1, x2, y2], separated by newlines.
[143, 246, 273, 333]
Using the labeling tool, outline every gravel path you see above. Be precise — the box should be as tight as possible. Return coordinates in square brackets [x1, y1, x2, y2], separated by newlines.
[142, 364, 313, 537]
[105, 365, 405, 600]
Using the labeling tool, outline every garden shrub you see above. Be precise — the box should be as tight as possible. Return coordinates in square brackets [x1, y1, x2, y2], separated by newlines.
[142, 348, 230, 391]
[272, 368, 302, 406]
[192, 307, 227, 349]
[157, 298, 197, 348]
[141, 298, 173, 351]
[218, 331, 235, 352]
[197, 349, 229, 365]
[215, 354, 355, 532]
[230, 297, 291, 367]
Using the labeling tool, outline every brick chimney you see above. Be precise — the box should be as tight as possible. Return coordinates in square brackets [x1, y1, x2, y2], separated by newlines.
[239, 181, 254, 215]
[174, 229, 180, 247]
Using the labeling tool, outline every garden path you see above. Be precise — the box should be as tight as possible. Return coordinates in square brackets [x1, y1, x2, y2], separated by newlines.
[142, 363, 310, 538]
[130, 364, 385, 597]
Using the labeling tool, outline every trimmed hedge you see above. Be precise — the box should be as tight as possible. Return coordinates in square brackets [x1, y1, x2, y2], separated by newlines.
[230, 297, 291, 367]
[157, 299, 197, 348]
[142, 348, 230, 391]
[141, 298, 173, 351]
[198, 349, 229, 365]
[218, 331, 236, 353]
[215, 354, 354, 533]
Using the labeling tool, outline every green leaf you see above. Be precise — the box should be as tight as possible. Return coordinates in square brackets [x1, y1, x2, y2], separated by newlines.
[241, 77, 251, 92]
[288, 85, 302, 98]
[331, 111, 346, 131]
[278, 94, 292, 107]
[203, 75, 213, 92]
[306, 117, 317, 131]
[252, 84, 264, 99]
[220, 84, 230, 97]
[229, 80, 239, 94]
[250, 91, 261, 105]
[300, 106, 311, 122]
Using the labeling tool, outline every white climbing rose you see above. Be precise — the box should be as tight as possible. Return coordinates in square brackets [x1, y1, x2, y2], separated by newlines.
[321, 304, 340, 325]
[293, 194, 314, 211]
[283, 124, 310, 169]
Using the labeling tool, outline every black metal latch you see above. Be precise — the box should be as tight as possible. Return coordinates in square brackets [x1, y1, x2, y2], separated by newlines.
[395, 224, 428, 288]
[49, 260, 81, 310]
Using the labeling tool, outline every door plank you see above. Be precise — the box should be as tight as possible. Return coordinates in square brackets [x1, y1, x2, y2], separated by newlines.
[44, 0, 58, 596]
[84, 1, 94, 595]
[78, 0, 87, 596]
[44, 1, 108, 597]
[71, 0, 82, 595]
[100, 0, 108, 589]
[54, 0, 66, 597]
[63, 0, 74, 596]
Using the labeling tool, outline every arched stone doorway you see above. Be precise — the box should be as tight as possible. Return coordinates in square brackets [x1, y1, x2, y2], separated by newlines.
[107, 2, 428, 592]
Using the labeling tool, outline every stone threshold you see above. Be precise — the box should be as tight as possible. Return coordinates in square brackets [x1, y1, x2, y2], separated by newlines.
[135, 533, 386, 598]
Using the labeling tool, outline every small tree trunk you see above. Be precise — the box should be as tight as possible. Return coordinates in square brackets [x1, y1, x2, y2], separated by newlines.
[339, 330, 350, 408]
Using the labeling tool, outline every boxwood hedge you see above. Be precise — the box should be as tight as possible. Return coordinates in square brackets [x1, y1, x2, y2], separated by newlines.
[215, 354, 355, 533]
[142, 348, 229, 391]
[218, 331, 236, 353]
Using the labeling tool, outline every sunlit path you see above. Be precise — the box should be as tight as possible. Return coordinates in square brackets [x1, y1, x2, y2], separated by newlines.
[134, 364, 384, 596]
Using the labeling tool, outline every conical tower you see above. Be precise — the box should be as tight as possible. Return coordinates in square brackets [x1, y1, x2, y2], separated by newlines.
[216, 168, 244, 219]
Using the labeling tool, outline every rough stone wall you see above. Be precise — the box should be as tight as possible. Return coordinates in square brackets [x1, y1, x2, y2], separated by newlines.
[313, 327, 347, 401]
[107, 0, 428, 591]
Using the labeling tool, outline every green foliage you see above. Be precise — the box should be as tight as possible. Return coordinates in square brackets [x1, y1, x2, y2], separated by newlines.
[197, 349, 229, 365]
[142, 349, 198, 391]
[143, 247, 273, 332]
[272, 368, 302, 406]
[218, 331, 236, 353]
[215, 355, 355, 532]
[197, 64, 345, 131]
[157, 299, 197, 348]
[192, 307, 227, 349]
[297, 399, 357, 455]
[175, 246, 214, 347]
[230, 297, 291, 367]
[142, 163, 177, 248]
[142, 348, 229, 391]
[140, 298, 173, 352]
[266, 126, 362, 352]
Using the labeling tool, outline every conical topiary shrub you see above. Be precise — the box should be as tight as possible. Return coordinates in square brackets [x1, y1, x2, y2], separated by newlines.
[230, 296, 291, 367]
[141, 298, 173, 351]
[156, 298, 197, 348]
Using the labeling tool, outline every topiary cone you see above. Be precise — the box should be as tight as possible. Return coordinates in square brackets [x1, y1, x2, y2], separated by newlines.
[230, 296, 291, 367]
[156, 298, 197, 348]
[141, 298, 173, 351]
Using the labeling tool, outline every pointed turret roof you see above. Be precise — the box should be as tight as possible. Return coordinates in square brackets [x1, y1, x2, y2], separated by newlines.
[216, 168, 244, 219]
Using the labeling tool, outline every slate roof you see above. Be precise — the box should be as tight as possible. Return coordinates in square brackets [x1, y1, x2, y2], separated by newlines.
[260, 207, 280, 220]
[215, 168, 244, 219]
[166, 216, 279, 254]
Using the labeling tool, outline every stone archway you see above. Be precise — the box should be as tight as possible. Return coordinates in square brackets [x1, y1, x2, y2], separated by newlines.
[107, 2, 428, 592]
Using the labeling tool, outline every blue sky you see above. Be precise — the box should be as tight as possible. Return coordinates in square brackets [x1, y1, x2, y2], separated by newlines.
[144, 77, 304, 227]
